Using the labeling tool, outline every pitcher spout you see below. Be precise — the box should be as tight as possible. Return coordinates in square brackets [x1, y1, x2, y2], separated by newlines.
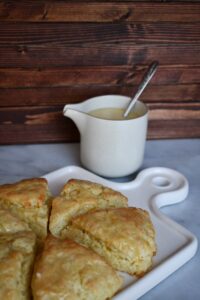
[63, 105, 86, 134]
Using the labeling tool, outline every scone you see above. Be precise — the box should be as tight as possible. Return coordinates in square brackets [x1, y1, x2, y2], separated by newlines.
[0, 178, 51, 241]
[0, 208, 31, 234]
[0, 231, 36, 300]
[32, 235, 122, 300]
[64, 207, 156, 276]
[49, 179, 128, 238]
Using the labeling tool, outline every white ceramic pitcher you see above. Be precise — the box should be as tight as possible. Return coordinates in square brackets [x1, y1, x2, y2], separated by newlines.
[63, 95, 148, 177]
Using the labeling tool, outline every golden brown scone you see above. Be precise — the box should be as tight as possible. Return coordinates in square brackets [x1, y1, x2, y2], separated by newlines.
[0, 178, 51, 241]
[64, 207, 156, 276]
[32, 235, 122, 300]
[0, 231, 36, 300]
[49, 179, 128, 237]
[0, 208, 31, 234]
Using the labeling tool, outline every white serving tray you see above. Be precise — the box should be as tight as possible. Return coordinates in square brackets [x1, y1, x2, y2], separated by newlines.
[43, 166, 198, 300]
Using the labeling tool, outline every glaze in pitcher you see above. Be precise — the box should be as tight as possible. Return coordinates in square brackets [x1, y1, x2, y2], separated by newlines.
[63, 95, 148, 177]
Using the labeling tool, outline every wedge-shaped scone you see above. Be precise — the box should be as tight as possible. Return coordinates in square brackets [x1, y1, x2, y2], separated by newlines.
[49, 179, 128, 237]
[32, 235, 122, 300]
[64, 207, 156, 276]
[0, 178, 51, 241]
[0, 231, 36, 300]
[0, 208, 31, 234]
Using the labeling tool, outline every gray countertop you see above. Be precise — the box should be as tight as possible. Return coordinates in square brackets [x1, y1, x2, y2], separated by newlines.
[0, 139, 199, 299]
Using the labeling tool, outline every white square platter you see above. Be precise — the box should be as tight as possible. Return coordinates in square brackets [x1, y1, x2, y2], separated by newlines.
[43, 165, 198, 300]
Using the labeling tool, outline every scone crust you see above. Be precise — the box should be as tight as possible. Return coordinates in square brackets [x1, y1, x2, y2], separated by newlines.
[0, 208, 31, 234]
[32, 235, 122, 300]
[0, 178, 51, 240]
[0, 231, 36, 300]
[61, 179, 127, 204]
[49, 179, 128, 237]
[0, 178, 49, 208]
[65, 207, 156, 276]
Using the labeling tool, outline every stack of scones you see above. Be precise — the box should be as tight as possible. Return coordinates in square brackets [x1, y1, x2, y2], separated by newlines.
[0, 178, 156, 300]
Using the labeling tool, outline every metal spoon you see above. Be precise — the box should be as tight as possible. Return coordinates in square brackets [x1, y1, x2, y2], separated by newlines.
[123, 61, 159, 118]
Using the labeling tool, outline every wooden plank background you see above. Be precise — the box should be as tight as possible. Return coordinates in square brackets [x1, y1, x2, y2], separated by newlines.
[0, 0, 200, 144]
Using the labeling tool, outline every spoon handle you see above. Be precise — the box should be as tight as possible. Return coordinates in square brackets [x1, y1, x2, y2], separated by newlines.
[124, 61, 159, 118]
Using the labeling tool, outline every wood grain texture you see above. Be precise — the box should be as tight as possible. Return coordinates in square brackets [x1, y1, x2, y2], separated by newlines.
[1, 23, 200, 45]
[148, 120, 200, 139]
[1, 103, 199, 124]
[0, 66, 200, 88]
[1, 45, 200, 68]
[0, 84, 200, 107]
[1, 103, 199, 122]
[0, 22, 200, 68]
[0, 1, 200, 22]
[0, 1, 200, 143]
[0, 104, 199, 144]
